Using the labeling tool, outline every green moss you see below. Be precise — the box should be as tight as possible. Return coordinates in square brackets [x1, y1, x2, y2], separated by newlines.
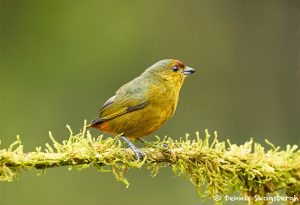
[0, 121, 299, 204]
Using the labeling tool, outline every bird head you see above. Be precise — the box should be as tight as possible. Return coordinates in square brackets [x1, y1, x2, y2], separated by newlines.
[143, 59, 195, 87]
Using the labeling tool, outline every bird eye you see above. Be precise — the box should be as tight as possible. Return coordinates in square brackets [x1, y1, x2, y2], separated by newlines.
[172, 66, 179, 72]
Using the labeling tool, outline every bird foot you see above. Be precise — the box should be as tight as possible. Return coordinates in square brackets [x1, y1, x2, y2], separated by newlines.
[121, 136, 144, 160]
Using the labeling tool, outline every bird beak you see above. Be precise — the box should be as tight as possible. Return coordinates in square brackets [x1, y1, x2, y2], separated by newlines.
[183, 67, 196, 75]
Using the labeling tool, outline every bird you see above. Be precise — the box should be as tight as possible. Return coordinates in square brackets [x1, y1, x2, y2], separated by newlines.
[88, 59, 195, 159]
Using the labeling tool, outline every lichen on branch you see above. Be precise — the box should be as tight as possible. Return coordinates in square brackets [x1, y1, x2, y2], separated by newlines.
[0, 121, 299, 204]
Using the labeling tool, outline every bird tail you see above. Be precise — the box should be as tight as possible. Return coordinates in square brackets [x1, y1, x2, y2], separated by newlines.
[89, 116, 105, 127]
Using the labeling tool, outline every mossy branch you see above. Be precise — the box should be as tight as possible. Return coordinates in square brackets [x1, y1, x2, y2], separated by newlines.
[0, 122, 299, 204]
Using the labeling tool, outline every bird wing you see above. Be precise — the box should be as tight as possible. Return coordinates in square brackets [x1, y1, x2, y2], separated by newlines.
[90, 79, 149, 126]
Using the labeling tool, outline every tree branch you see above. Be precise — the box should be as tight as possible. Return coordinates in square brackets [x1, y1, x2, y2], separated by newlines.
[0, 122, 299, 204]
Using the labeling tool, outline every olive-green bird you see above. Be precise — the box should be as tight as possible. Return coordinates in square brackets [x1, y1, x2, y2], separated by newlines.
[88, 59, 195, 159]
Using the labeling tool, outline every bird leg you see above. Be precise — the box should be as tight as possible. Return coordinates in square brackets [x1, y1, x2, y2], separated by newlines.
[121, 136, 143, 160]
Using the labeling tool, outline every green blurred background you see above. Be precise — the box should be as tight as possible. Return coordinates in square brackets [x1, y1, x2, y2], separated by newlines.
[0, 0, 299, 205]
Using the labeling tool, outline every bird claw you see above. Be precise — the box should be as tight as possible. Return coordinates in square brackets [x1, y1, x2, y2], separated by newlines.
[121, 136, 144, 160]
[162, 143, 168, 150]
[131, 146, 144, 160]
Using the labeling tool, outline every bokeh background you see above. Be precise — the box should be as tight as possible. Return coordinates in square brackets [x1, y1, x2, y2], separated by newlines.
[0, 1, 299, 205]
